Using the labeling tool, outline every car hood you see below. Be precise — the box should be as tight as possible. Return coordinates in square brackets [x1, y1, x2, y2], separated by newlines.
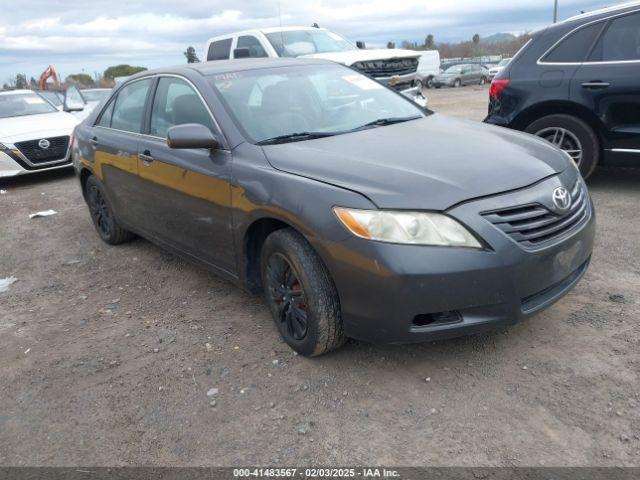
[261, 114, 568, 210]
[0, 111, 79, 143]
[301, 48, 421, 66]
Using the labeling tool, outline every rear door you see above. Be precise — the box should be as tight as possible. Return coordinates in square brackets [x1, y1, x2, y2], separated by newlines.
[136, 75, 235, 274]
[537, 21, 605, 101]
[571, 10, 640, 161]
[91, 78, 154, 226]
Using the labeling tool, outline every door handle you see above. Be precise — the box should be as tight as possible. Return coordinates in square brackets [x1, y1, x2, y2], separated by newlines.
[581, 81, 610, 89]
[89, 136, 98, 146]
[138, 150, 154, 166]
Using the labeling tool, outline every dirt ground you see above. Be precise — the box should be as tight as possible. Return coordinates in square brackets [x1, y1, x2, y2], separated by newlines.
[1, 85, 638, 467]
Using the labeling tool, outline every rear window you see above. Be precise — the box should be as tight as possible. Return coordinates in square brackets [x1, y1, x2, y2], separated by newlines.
[542, 22, 604, 63]
[589, 11, 640, 62]
[207, 39, 232, 61]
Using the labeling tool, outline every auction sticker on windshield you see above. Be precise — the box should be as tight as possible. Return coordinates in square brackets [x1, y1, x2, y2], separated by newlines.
[342, 74, 383, 90]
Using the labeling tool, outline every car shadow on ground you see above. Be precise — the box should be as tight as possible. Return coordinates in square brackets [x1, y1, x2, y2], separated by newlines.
[587, 165, 640, 191]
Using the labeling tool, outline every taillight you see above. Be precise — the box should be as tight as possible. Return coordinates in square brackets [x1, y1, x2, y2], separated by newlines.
[489, 79, 509, 98]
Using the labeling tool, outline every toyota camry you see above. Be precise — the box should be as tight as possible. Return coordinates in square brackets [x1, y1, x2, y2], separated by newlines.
[72, 58, 595, 356]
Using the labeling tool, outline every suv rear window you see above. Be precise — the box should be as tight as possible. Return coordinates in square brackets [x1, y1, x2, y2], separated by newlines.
[542, 22, 604, 63]
[589, 11, 640, 62]
[207, 39, 232, 61]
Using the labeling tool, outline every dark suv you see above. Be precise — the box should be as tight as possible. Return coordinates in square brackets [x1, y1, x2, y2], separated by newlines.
[485, 2, 640, 178]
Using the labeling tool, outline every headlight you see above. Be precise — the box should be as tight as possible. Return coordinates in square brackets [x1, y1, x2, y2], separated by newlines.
[334, 207, 482, 248]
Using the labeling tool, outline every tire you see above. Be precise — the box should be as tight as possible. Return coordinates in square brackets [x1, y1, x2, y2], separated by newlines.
[479, 76, 487, 85]
[423, 76, 434, 89]
[453, 79, 461, 88]
[525, 114, 599, 178]
[261, 228, 345, 357]
[85, 175, 135, 245]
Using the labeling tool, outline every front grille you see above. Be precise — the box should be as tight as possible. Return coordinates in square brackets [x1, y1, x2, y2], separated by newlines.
[352, 58, 419, 78]
[15, 136, 69, 165]
[481, 180, 590, 248]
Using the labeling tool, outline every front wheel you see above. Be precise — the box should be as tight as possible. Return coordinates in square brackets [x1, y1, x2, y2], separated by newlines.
[453, 79, 461, 88]
[525, 114, 600, 178]
[261, 229, 345, 356]
[423, 76, 434, 89]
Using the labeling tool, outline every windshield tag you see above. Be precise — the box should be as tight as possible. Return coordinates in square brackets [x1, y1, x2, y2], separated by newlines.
[342, 75, 383, 90]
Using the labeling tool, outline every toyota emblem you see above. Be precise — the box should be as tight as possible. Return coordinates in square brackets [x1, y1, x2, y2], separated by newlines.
[552, 186, 571, 211]
[38, 138, 51, 149]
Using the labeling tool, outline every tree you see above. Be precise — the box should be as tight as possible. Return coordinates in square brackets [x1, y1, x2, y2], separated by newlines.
[424, 34, 435, 50]
[103, 64, 147, 79]
[29, 77, 38, 89]
[386, 41, 395, 49]
[472, 34, 481, 44]
[15, 74, 28, 89]
[184, 46, 200, 63]
[67, 73, 95, 87]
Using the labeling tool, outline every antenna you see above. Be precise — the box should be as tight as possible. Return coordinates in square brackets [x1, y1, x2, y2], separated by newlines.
[278, 1, 285, 54]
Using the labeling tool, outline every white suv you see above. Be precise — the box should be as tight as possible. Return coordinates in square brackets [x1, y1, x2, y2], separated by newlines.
[0, 90, 80, 177]
[205, 27, 423, 99]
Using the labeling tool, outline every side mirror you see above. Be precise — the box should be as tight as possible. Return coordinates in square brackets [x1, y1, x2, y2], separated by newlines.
[234, 48, 251, 58]
[64, 86, 85, 112]
[356, 41, 366, 49]
[167, 124, 220, 150]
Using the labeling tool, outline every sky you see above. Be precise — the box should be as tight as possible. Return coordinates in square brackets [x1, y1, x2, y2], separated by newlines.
[0, 0, 615, 82]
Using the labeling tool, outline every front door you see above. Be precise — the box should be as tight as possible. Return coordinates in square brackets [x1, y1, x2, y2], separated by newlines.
[136, 76, 235, 274]
[571, 10, 640, 164]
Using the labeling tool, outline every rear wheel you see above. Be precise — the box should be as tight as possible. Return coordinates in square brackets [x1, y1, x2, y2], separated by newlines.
[525, 114, 599, 178]
[423, 76, 434, 89]
[261, 229, 345, 357]
[453, 78, 462, 88]
[479, 76, 487, 85]
[85, 175, 134, 245]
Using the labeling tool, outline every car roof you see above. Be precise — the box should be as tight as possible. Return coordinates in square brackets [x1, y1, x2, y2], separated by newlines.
[564, 0, 640, 22]
[207, 26, 325, 41]
[129, 57, 336, 80]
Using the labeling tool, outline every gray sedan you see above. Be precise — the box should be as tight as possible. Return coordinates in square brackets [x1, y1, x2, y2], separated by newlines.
[73, 58, 594, 356]
[433, 64, 489, 88]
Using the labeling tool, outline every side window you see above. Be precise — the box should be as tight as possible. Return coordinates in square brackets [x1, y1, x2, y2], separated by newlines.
[97, 99, 115, 127]
[543, 22, 604, 63]
[236, 36, 268, 58]
[150, 77, 215, 138]
[207, 39, 232, 61]
[590, 12, 640, 62]
[111, 79, 152, 133]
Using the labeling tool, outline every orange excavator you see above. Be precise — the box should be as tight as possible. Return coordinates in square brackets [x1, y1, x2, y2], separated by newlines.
[39, 65, 60, 90]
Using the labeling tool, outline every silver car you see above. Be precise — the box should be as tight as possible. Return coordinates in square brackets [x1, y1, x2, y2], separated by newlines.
[433, 64, 489, 88]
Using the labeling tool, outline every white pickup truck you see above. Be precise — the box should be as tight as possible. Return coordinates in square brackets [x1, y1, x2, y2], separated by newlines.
[204, 27, 423, 100]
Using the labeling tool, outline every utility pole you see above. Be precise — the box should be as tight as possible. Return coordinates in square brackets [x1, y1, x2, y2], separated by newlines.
[553, 0, 559, 23]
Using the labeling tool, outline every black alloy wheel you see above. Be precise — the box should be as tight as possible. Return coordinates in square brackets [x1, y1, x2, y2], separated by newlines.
[265, 253, 309, 341]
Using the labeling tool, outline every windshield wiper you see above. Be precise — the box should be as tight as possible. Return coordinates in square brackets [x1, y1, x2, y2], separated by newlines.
[257, 131, 337, 145]
[350, 116, 422, 132]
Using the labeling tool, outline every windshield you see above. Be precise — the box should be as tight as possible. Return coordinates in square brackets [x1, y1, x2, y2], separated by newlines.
[82, 89, 110, 102]
[444, 65, 463, 73]
[265, 30, 357, 57]
[209, 64, 425, 144]
[37, 91, 62, 107]
[0, 92, 58, 118]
